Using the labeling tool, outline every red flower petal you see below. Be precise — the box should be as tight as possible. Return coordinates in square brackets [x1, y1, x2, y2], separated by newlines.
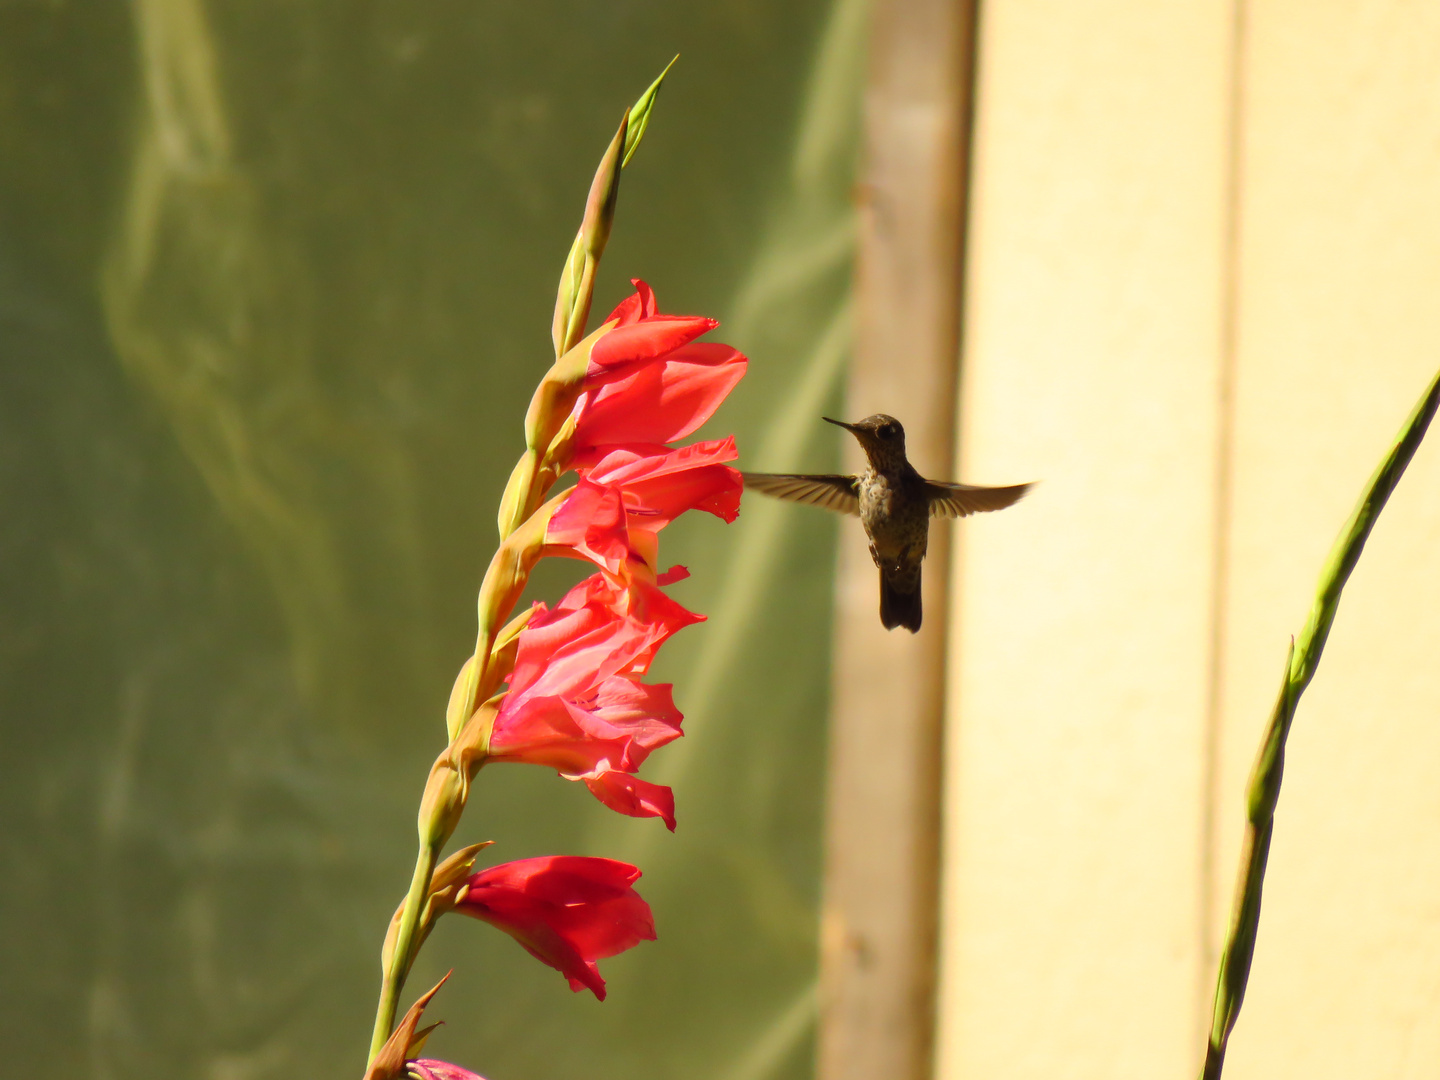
[602, 279, 659, 326]
[490, 675, 680, 775]
[656, 564, 690, 586]
[487, 694, 634, 774]
[553, 565, 699, 635]
[508, 598, 646, 700]
[588, 315, 718, 375]
[488, 568, 696, 790]
[573, 342, 747, 448]
[580, 771, 677, 831]
[578, 438, 742, 527]
[457, 856, 656, 1000]
[544, 479, 631, 573]
[588, 679, 683, 760]
[507, 571, 700, 700]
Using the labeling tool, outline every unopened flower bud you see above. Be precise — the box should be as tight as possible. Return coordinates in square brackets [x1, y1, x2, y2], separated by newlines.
[416, 758, 466, 851]
[622, 57, 676, 167]
[552, 112, 626, 359]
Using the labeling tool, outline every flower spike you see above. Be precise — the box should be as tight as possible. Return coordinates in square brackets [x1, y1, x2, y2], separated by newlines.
[367, 80, 751, 1071]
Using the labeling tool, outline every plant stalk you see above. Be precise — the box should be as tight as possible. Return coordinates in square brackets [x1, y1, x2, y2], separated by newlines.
[1200, 366, 1440, 1079]
[369, 842, 440, 1063]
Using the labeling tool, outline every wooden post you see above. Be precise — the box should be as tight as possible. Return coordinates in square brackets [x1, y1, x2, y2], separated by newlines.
[817, 3, 980, 1080]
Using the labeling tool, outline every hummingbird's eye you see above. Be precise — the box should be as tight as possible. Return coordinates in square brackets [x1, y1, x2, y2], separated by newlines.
[878, 424, 897, 440]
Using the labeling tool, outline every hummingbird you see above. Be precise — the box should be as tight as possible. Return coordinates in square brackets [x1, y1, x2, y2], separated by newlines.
[742, 414, 1031, 633]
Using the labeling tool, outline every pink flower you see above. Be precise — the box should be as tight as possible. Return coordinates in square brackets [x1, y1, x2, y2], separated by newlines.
[456, 856, 655, 1000]
[407, 1062, 485, 1080]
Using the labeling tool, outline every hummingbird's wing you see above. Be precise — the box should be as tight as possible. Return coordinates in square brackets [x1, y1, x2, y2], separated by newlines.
[926, 480, 1032, 518]
[741, 472, 860, 516]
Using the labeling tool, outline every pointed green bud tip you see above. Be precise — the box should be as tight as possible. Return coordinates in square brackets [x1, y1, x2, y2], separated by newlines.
[623, 55, 678, 168]
[581, 111, 627, 256]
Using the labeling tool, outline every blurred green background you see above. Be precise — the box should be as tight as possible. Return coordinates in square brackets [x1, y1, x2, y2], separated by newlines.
[0, 1, 863, 1077]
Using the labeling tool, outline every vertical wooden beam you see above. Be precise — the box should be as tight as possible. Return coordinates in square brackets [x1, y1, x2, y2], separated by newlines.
[817, 3, 978, 1080]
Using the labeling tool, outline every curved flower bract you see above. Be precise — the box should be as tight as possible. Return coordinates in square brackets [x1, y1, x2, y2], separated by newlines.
[456, 856, 655, 1000]
[360, 970, 490, 1080]
[365, 974, 451, 1080]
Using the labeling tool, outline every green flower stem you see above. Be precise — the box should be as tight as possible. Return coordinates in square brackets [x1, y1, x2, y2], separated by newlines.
[369, 841, 441, 1064]
[1202, 366, 1440, 1080]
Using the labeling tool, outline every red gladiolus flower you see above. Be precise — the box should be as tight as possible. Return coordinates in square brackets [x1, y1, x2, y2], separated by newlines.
[546, 442, 742, 580]
[575, 437, 742, 530]
[588, 280, 717, 373]
[487, 569, 696, 829]
[456, 856, 655, 1000]
[567, 281, 747, 457]
[507, 568, 698, 700]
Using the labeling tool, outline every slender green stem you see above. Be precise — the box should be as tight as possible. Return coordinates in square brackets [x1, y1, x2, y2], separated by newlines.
[369, 842, 440, 1063]
[1201, 367, 1440, 1080]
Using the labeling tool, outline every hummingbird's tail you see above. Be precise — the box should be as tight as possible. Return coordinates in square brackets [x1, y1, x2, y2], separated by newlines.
[879, 568, 922, 633]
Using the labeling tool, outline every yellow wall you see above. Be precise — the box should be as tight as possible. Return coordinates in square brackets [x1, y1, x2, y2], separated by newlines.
[939, 2, 1440, 1078]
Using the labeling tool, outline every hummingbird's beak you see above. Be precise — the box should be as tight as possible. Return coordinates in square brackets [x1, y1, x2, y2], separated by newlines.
[822, 416, 859, 433]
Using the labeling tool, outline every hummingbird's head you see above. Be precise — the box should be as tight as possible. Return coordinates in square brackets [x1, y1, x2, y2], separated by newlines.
[823, 414, 906, 466]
